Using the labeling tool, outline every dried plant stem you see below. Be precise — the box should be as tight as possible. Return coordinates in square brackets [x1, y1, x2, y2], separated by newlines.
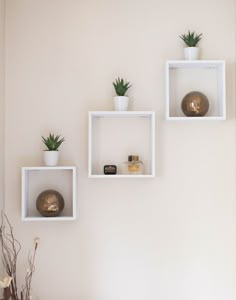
[0, 211, 39, 300]
[0, 211, 21, 300]
[22, 243, 38, 300]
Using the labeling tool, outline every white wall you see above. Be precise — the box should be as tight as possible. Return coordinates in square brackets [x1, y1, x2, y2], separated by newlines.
[0, 0, 5, 212]
[3, 0, 236, 299]
[0, 0, 5, 281]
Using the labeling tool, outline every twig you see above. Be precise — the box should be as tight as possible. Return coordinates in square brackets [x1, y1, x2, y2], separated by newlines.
[0, 211, 39, 300]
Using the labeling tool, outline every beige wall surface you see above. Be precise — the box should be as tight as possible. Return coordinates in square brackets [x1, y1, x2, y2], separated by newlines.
[0, 0, 4, 212]
[0, 0, 5, 279]
[3, 0, 236, 299]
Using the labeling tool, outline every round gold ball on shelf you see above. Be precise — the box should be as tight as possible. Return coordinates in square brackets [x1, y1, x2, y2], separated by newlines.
[36, 189, 64, 217]
[181, 91, 209, 117]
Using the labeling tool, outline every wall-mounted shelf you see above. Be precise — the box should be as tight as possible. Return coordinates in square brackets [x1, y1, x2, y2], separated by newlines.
[88, 111, 155, 178]
[165, 60, 226, 120]
[21, 166, 77, 221]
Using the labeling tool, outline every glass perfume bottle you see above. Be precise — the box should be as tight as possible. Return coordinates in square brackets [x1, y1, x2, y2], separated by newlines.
[126, 155, 144, 175]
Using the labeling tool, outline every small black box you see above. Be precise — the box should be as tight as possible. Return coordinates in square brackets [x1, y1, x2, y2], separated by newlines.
[104, 165, 117, 175]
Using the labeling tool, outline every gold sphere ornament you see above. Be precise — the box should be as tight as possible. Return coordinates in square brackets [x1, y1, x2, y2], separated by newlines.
[36, 189, 64, 217]
[181, 91, 209, 117]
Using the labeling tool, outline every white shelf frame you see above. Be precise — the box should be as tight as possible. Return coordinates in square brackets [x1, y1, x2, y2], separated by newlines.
[165, 60, 226, 120]
[88, 111, 155, 178]
[21, 166, 77, 221]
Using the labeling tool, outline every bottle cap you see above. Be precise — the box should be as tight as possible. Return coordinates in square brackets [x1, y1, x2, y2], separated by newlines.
[128, 155, 133, 161]
[128, 155, 139, 161]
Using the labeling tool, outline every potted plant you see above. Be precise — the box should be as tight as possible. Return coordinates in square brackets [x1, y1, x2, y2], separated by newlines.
[42, 133, 65, 167]
[112, 77, 132, 111]
[179, 30, 202, 60]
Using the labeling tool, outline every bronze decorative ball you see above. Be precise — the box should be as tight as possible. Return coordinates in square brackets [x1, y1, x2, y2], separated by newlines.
[36, 189, 64, 217]
[181, 91, 209, 117]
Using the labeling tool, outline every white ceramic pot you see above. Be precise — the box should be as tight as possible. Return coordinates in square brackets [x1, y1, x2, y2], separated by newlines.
[113, 96, 129, 111]
[43, 151, 59, 167]
[184, 47, 200, 60]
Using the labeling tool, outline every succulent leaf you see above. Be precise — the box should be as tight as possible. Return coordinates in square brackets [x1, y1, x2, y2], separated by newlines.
[42, 133, 65, 151]
[179, 30, 202, 47]
[113, 77, 132, 96]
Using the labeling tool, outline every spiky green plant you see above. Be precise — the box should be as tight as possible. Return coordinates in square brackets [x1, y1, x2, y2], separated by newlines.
[42, 133, 65, 151]
[179, 31, 202, 47]
[113, 77, 132, 96]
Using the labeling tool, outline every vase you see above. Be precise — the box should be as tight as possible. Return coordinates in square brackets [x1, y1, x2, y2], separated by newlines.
[113, 96, 129, 111]
[36, 189, 64, 217]
[181, 91, 209, 116]
[43, 151, 59, 166]
[184, 47, 200, 60]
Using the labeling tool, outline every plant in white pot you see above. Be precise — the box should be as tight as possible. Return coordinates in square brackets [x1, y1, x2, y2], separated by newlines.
[112, 77, 132, 111]
[179, 30, 202, 60]
[42, 133, 65, 167]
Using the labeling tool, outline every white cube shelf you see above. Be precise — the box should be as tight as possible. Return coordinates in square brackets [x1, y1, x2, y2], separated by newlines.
[88, 111, 155, 178]
[21, 166, 77, 221]
[165, 60, 226, 120]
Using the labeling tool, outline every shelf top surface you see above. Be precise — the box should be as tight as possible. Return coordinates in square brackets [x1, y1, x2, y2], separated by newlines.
[89, 111, 155, 117]
[22, 166, 76, 171]
[22, 216, 76, 221]
[167, 59, 225, 68]
[166, 116, 226, 121]
[88, 174, 155, 178]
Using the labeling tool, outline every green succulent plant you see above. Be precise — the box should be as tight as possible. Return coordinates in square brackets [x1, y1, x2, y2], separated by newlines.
[42, 133, 65, 151]
[113, 77, 132, 96]
[179, 31, 202, 47]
